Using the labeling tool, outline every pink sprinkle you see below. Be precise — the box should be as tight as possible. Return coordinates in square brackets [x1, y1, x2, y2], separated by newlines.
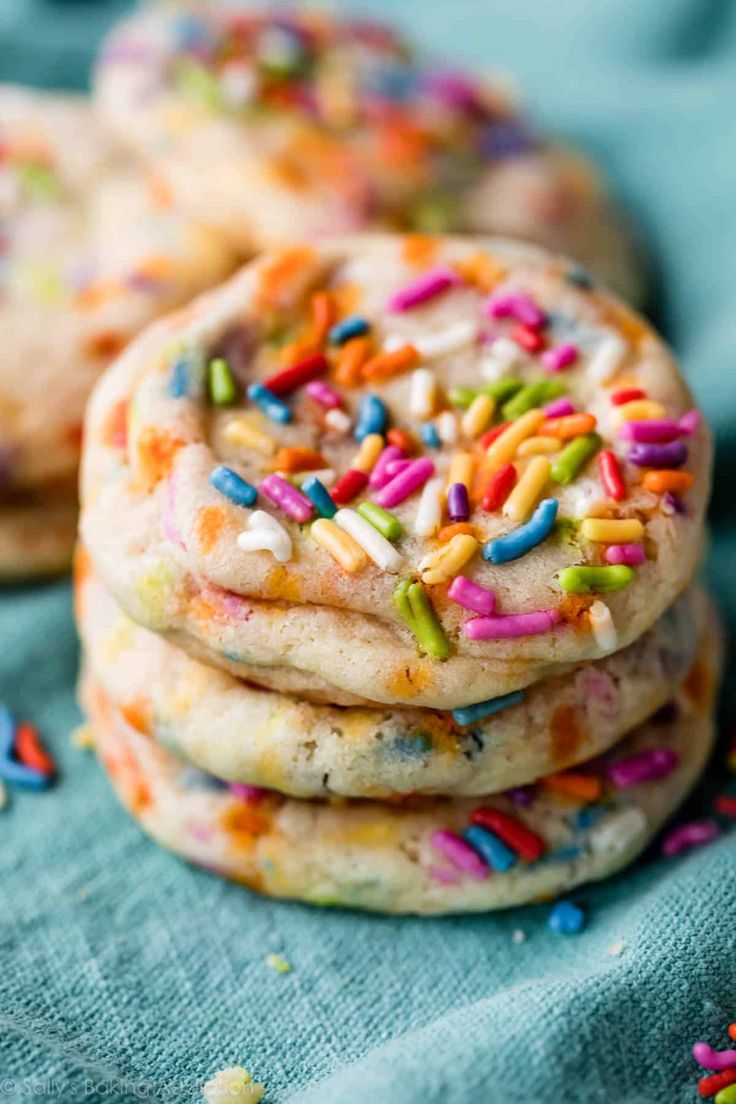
[679, 408, 702, 435]
[306, 380, 341, 409]
[162, 474, 186, 550]
[462, 609, 560, 640]
[447, 575, 496, 615]
[692, 1043, 736, 1072]
[429, 864, 460, 885]
[430, 830, 489, 880]
[662, 818, 720, 857]
[543, 398, 575, 418]
[604, 543, 645, 566]
[373, 457, 435, 508]
[541, 343, 578, 374]
[387, 265, 461, 312]
[486, 292, 546, 329]
[384, 459, 413, 478]
[607, 747, 678, 788]
[229, 783, 268, 804]
[369, 445, 405, 489]
[618, 419, 682, 443]
[260, 474, 314, 523]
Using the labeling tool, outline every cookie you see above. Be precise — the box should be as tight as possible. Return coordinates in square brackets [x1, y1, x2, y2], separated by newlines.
[0, 497, 77, 580]
[82, 614, 721, 914]
[77, 553, 709, 798]
[81, 236, 710, 710]
[93, 4, 641, 300]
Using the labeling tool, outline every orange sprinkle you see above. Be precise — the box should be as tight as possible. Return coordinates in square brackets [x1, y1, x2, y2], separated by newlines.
[541, 772, 603, 802]
[14, 722, 55, 774]
[134, 254, 175, 281]
[335, 336, 372, 387]
[274, 446, 326, 473]
[387, 428, 419, 454]
[363, 343, 419, 381]
[539, 413, 597, 440]
[280, 289, 335, 364]
[310, 290, 334, 338]
[256, 245, 316, 309]
[134, 427, 184, 490]
[83, 329, 127, 359]
[642, 470, 694, 495]
[119, 700, 151, 737]
[453, 252, 505, 292]
[401, 235, 440, 268]
[102, 400, 129, 449]
[195, 504, 227, 554]
[76, 281, 122, 310]
[437, 522, 475, 543]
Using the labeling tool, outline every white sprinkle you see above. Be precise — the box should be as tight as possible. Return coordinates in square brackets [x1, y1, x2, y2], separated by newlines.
[291, 468, 336, 488]
[409, 367, 437, 419]
[237, 510, 292, 562]
[512, 928, 526, 944]
[414, 319, 479, 360]
[202, 1066, 265, 1104]
[608, 940, 626, 957]
[481, 336, 523, 380]
[334, 508, 403, 572]
[570, 476, 608, 519]
[413, 476, 444, 537]
[325, 408, 352, 434]
[589, 600, 618, 652]
[435, 410, 458, 444]
[587, 333, 627, 385]
[590, 807, 648, 856]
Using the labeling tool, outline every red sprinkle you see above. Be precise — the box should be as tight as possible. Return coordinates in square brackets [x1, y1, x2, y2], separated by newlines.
[481, 462, 517, 511]
[331, 468, 368, 506]
[610, 387, 646, 406]
[470, 807, 545, 862]
[512, 324, 546, 353]
[714, 795, 736, 818]
[263, 353, 328, 396]
[387, 428, 418, 454]
[598, 450, 626, 501]
[730, 1025, 736, 1043]
[479, 421, 512, 449]
[14, 722, 55, 776]
[698, 1068, 736, 1097]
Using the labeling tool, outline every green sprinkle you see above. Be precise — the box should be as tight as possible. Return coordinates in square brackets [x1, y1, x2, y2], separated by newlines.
[551, 433, 602, 485]
[394, 581, 450, 659]
[357, 502, 403, 542]
[502, 379, 566, 421]
[208, 358, 237, 405]
[410, 191, 459, 233]
[172, 59, 224, 111]
[558, 565, 635, 593]
[15, 161, 61, 201]
[479, 378, 523, 402]
[266, 953, 291, 974]
[551, 517, 581, 547]
[448, 386, 477, 410]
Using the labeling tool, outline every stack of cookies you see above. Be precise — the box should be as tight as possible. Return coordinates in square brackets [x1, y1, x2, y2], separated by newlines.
[76, 233, 719, 914]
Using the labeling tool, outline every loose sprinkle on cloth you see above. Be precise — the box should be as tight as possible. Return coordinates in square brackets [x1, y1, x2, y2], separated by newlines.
[202, 1067, 265, 1104]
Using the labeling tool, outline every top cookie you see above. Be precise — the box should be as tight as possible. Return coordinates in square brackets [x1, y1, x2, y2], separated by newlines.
[81, 235, 710, 710]
[93, 4, 640, 300]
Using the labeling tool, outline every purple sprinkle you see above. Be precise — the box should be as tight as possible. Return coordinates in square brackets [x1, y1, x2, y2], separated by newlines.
[679, 409, 702, 435]
[627, 440, 688, 468]
[541, 343, 578, 374]
[607, 747, 678, 789]
[618, 419, 682, 443]
[662, 818, 720, 857]
[430, 829, 489, 879]
[260, 474, 314, 523]
[447, 482, 470, 522]
[662, 491, 686, 516]
[505, 786, 535, 806]
[543, 398, 575, 418]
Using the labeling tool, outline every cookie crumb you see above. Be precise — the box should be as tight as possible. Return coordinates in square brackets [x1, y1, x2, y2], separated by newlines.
[512, 928, 526, 944]
[608, 940, 625, 957]
[266, 953, 291, 974]
[202, 1067, 265, 1103]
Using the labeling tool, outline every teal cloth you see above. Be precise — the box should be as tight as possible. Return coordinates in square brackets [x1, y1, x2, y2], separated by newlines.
[2, 3, 735, 1101]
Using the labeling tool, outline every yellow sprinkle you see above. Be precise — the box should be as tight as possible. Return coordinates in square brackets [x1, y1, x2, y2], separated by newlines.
[202, 1066, 265, 1104]
[311, 518, 367, 573]
[581, 518, 645, 542]
[351, 432, 384, 473]
[266, 953, 291, 974]
[446, 451, 475, 491]
[516, 435, 561, 457]
[418, 534, 479, 585]
[503, 456, 551, 521]
[224, 418, 277, 456]
[71, 724, 95, 751]
[461, 393, 495, 437]
[614, 400, 666, 423]
[484, 409, 545, 469]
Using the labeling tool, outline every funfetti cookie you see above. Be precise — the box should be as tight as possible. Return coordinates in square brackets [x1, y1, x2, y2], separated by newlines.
[80, 236, 710, 711]
[82, 611, 721, 915]
[93, 4, 642, 301]
[77, 553, 710, 799]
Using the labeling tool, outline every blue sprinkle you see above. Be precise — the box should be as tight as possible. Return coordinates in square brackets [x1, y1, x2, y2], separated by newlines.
[329, 315, 370, 345]
[210, 465, 257, 508]
[247, 381, 292, 424]
[354, 394, 387, 441]
[483, 498, 559, 564]
[565, 264, 594, 290]
[301, 476, 336, 519]
[463, 825, 517, 872]
[451, 690, 524, 727]
[0, 704, 14, 759]
[547, 900, 586, 935]
[389, 732, 432, 759]
[574, 804, 607, 830]
[179, 766, 228, 792]
[420, 422, 441, 449]
[169, 356, 191, 398]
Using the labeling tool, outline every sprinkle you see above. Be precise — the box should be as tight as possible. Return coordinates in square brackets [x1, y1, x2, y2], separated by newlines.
[329, 315, 370, 344]
[479, 421, 512, 449]
[202, 1066, 265, 1104]
[420, 423, 441, 449]
[608, 940, 625, 957]
[263, 352, 328, 395]
[331, 468, 369, 506]
[581, 518, 644, 543]
[351, 433, 384, 474]
[464, 825, 517, 871]
[604, 544, 644, 566]
[418, 534, 478, 585]
[512, 323, 546, 353]
[662, 819, 720, 857]
[438, 522, 474, 542]
[512, 929, 527, 944]
[486, 292, 546, 328]
[369, 446, 405, 489]
[544, 398, 576, 418]
[260, 474, 313, 522]
[714, 795, 736, 818]
[292, 467, 335, 488]
[208, 358, 237, 405]
[502, 456, 550, 520]
[608, 747, 678, 788]
[265, 953, 291, 974]
[483, 497, 558, 564]
[274, 447, 326, 473]
[447, 451, 474, 491]
[447, 575, 496, 615]
[516, 436, 560, 457]
[481, 338, 523, 379]
[598, 450, 626, 501]
[619, 418, 682, 443]
[483, 409, 545, 468]
[540, 413, 597, 440]
[334, 508, 403, 572]
[300, 476, 336, 518]
[388, 265, 460, 311]
[312, 518, 367, 573]
[451, 690, 524, 726]
[305, 380, 341, 408]
[413, 476, 445, 536]
[615, 399, 666, 423]
[481, 462, 517, 511]
[461, 393, 495, 438]
[335, 336, 371, 387]
[543, 771, 602, 801]
[551, 433, 601, 485]
[247, 382, 292, 424]
[409, 368, 437, 419]
[548, 901, 586, 935]
[357, 502, 402, 541]
[661, 490, 686, 515]
[463, 608, 559, 640]
[229, 784, 267, 803]
[611, 386, 646, 405]
[587, 334, 626, 384]
[643, 470, 694, 494]
[436, 410, 458, 444]
[589, 600, 618, 650]
[470, 807, 545, 861]
[237, 510, 292, 562]
[325, 408, 352, 434]
[363, 343, 419, 381]
[430, 829, 488, 879]
[541, 343, 578, 373]
[386, 428, 417, 454]
[413, 319, 479, 359]
[698, 1069, 736, 1097]
[13, 722, 55, 777]
[679, 409, 702, 435]
[374, 457, 435, 508]
[354, 394, 388, 441]
[170, 355, 193, 397]
[0, 706, 49, 789]
[628, 440, 687, 468]
[393, 580, 450, 658]
[693, 1044, 736, 1073]
[447, 482, 470, 522]
[558, 564, 634, 593]
[502, 380, 565, 421]
[210, 465, 257, 508]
